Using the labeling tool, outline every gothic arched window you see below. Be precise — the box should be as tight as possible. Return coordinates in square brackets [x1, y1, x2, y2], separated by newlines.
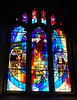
[6, 8, 73, 94]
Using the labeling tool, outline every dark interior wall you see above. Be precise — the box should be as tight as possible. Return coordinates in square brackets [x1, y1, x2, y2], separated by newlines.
[0, 0, 77, 99]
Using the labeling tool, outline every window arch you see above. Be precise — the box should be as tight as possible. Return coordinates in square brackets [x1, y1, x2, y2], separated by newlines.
[6, 8, 73, 93]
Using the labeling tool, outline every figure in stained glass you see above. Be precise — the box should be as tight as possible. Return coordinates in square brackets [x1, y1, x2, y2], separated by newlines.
[52, 29, 71, 92]
[57, 54, 65, 78]
[10, 50, 18, 68]
[31, 27, 49, 91]
[7, 26, 27, 91]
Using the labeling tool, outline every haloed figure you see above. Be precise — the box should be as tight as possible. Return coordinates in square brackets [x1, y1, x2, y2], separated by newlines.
[57, 54, 65, 78]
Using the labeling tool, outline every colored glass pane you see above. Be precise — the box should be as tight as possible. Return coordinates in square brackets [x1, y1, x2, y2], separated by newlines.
[31, 27, 49, 91]
[22, 12, 28, 23]
[41, 9, 46, 25]
[51, 14, 55, 26]
[7, 25, 27, 91]
[52, 29, 71, 92]
[32, 8, 37, 24]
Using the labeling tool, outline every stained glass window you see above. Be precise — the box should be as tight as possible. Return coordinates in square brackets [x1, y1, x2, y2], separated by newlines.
[52, 29, 71, 92]
[31, 27, 49, 91]
[32, 8, 37, 24]
[50, 14, 55, 26]
[22, 12, 28, 23]
[7, 25, 27, 91]
[41, 9, 46, 25]
[6, 8, 73, 93]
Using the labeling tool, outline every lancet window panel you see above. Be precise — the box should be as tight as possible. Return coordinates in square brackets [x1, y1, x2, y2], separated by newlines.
[22, 12, 28, 23]
[31, 27, 49, 92]
[41, 9, 46, 25]
[32, 8, 37, 24]
[52, 29, 71, 92]
[7, 25, 27, 91]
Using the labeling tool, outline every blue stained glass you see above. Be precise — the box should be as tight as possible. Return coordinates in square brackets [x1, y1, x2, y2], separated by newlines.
[22, 45, 27, 50]
[7, 25, 27, 91]
[11, 35, 17, 42]
[9, 75, 26, 90]
[52, 29, 71, 92]
[31, 27, 49, 92]
[14, 33, 26, 42]
[32, 9, 37, 24]
[7, 83, 9, 90]
[20, 70, 26, 74]
[22, 34, 27, 41]
[21, 42, 27, 46]
[14, 26, 21, 32]
[22, 12, 28, 23]
[8, 71, 10, 80]
[32, 43, 33, 48]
